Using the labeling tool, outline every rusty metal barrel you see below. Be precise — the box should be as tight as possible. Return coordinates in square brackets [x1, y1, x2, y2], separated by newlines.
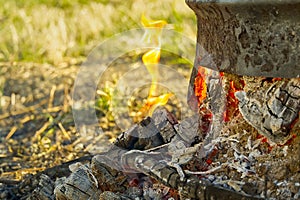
[186, 0, 300, 78]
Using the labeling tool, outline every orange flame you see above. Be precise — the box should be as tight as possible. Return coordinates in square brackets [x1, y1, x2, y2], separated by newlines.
[142, 93, 173, 116]
[194, 67, 208, 105]
[194, 68, 247, 122]
[224, 79, 245, 122]
[193, 66, 213, 134]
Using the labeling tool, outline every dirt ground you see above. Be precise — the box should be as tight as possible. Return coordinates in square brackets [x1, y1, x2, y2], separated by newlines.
[0, 56, 299, 200]
[0, 50, 193, 199]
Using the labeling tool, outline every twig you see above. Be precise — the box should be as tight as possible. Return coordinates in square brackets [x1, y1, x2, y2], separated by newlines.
[4, 115, 36, 140]
[0, 178, 21, 185]
[0, 99, 48, 120]
[185, 164, 225, 175]
[41, 106, 62, 113]
[1, 167, 46, 181]
[11, 93, 16, 106]
[0, 102, 61, 122]
[32, 121, 51, 141]
[5, 105, 62, 140]
[145, 143, 170, 152]
[58, 122, 70, 140]
[20, 114, 35, 124]
[63, 85, 69, 113]
[48, 85, 57, 109]
[5, 126, 17, 140]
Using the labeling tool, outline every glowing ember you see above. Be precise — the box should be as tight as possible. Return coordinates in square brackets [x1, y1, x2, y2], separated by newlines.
[194, 67, 208, 105]
[199, 106, 213, 134]
[193, 69, 246, 122]
[224, 80, 244, 122]
[193, 66, 215, 134]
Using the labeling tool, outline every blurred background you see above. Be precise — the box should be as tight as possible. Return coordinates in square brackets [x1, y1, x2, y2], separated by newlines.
[0, 0, 196, 64]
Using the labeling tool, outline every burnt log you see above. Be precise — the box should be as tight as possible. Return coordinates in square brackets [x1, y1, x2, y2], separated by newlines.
[23, 108, 264, 200]
[235, 78, 300, 144]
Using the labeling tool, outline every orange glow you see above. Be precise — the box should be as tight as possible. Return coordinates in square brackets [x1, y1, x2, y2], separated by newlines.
[256, 134, 274, 152]
[280, 134, 297, 146]
[147, 93, 173, 115]
[223, 81, 238, 122]
[224, 79, 245, 122]
[199, 106, 213, 134]
[193, 67, 214, 134]
[139, 93, 173, 117]
[194, 67, 208, 105]
[141, 14, 167, 28]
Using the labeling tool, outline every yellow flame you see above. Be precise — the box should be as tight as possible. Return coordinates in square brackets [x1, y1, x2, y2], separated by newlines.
[138, 15, 171, 116]
[148, 93, 173, 107]
[141, 14, 167, 28]
[142, 48, 160, 97]
[142, 48, 160, 65]
[141, 14, 167, 46]
[143, 93, 173, 116]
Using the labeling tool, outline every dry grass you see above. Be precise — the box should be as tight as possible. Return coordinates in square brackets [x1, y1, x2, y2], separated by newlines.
[0, 0, 196, 64]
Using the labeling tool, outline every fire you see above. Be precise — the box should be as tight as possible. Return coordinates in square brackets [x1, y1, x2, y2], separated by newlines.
[141, 14, 167, 47]
[223, 77, 245, 121]
[193, 66, 214, 134]
[141, 93, 173, 116]
[193, 67, 247, 131]
[194, 67, 208, 105]
[141, 14, 167, 28]
[138, 15, 172, 116]
[224, 80, 241, 122]
[142, 48, 161, 65]
[193, 67, 246, 122]
[142, 48, 160, 98]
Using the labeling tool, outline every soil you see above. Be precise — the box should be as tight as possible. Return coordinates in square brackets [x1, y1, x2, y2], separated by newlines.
[0, 50, 192, 199]
[0, 57, 299, 199]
